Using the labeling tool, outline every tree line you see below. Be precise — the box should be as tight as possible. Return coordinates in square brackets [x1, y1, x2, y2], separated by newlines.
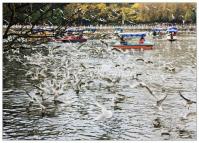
[3, 3, 196, 40]
[3, 3, 196, 26]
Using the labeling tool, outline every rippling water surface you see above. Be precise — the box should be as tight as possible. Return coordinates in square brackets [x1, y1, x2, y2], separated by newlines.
[3, 34, 196, 140]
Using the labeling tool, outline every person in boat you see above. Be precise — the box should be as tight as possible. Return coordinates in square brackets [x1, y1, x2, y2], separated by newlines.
[170, 32, 173, 40]
[139, 36, 145, 44]
[152, 30, 157, 37]
[67, 32, 73, 36]
[78, 33, 83, 39]
[120, 36, 128, 45]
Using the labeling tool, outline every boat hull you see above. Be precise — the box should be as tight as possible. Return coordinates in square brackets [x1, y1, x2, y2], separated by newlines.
[113, 44, 154, 50]
[62, 38, 87, 43]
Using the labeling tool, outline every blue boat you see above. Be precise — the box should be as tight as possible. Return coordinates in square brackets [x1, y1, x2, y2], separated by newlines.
[31, 27, 54, 37]
[167, 27, 178, 32]
[119, 32, 147, 38]
[152, 28, 164, 38]
[167, 27, 178, 41]
[114, 28, 123, 34]
[32, 28, 45, 33]
[65, 28, 84, 33]
[84, 27, 96, 33]
[32, 27, 54, 33]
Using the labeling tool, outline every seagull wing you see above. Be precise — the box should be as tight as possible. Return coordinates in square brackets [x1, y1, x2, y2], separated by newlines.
[24, 90, 36, 101]
[156, 94, 168, 107]
[24, 90, 45, 110]
[142, 85, 158, 100]
[100, 40, 108, 47]
[136, 58, 145, 62]
[186, 112, 196, 118]
[52, 46, 61, 50]
[179, 91, 196, 103]
[95, 101, 107, 112]
[77, 43, 86, 49]
[111, 47, 123, 53]
[102, 77, 113, 83]
[33, 84, 44, 92]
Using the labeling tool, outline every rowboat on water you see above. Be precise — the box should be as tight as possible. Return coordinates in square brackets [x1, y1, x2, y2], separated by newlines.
[49, 28, 87, 43]
[83, 27, 96, 33]
[152, 28, 164, 39]
[167, 27, 178, 41]
[49, 35, 87, 43]
[31, 27, 54, 37]
[113, 32, 154, 50]
[114, 28, 123, 34]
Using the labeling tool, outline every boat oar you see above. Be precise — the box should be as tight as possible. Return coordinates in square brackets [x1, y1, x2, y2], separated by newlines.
[77, 43, 86, 50]
[100, 40, 108, 47]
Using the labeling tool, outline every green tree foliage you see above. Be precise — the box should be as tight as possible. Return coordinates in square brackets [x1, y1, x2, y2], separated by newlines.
[63, 3, 196, 25]
[3, 3, 196, 50]
[3, 3, 196, 27]
[3, 3, 68, 39]
[134, 3, 196, 23]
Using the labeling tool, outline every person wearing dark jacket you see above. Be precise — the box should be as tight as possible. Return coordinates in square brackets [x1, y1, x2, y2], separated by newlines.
[139, 36, 145, 44]
[120, 36, 128, 45]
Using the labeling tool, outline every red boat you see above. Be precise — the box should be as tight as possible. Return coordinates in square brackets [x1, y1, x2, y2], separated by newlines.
[113, 44, 154, 50]
[61, 35, 87, 43]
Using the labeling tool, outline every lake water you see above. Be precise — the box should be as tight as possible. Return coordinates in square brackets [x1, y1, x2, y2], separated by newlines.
[3, 34, 197, 140]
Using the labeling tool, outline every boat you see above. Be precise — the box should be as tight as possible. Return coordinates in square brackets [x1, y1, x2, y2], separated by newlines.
[113, 32, 154, 50]
[152, 28, 164, 39]
[61, 35, 87, 43]
[113, 43, 154, 50]
[83, 27, 97, 38]
[31, 27, 54, 37]
[84, 27, 96, 33]
[65, 28, 85, 33]
[114, 28, 123, 34]
[49, 28, 87, 43]
[166, 27, 178, 41]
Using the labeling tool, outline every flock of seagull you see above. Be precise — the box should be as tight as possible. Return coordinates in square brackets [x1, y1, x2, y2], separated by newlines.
[3, 38, 196, 139]
[21, 42, 195, 116]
